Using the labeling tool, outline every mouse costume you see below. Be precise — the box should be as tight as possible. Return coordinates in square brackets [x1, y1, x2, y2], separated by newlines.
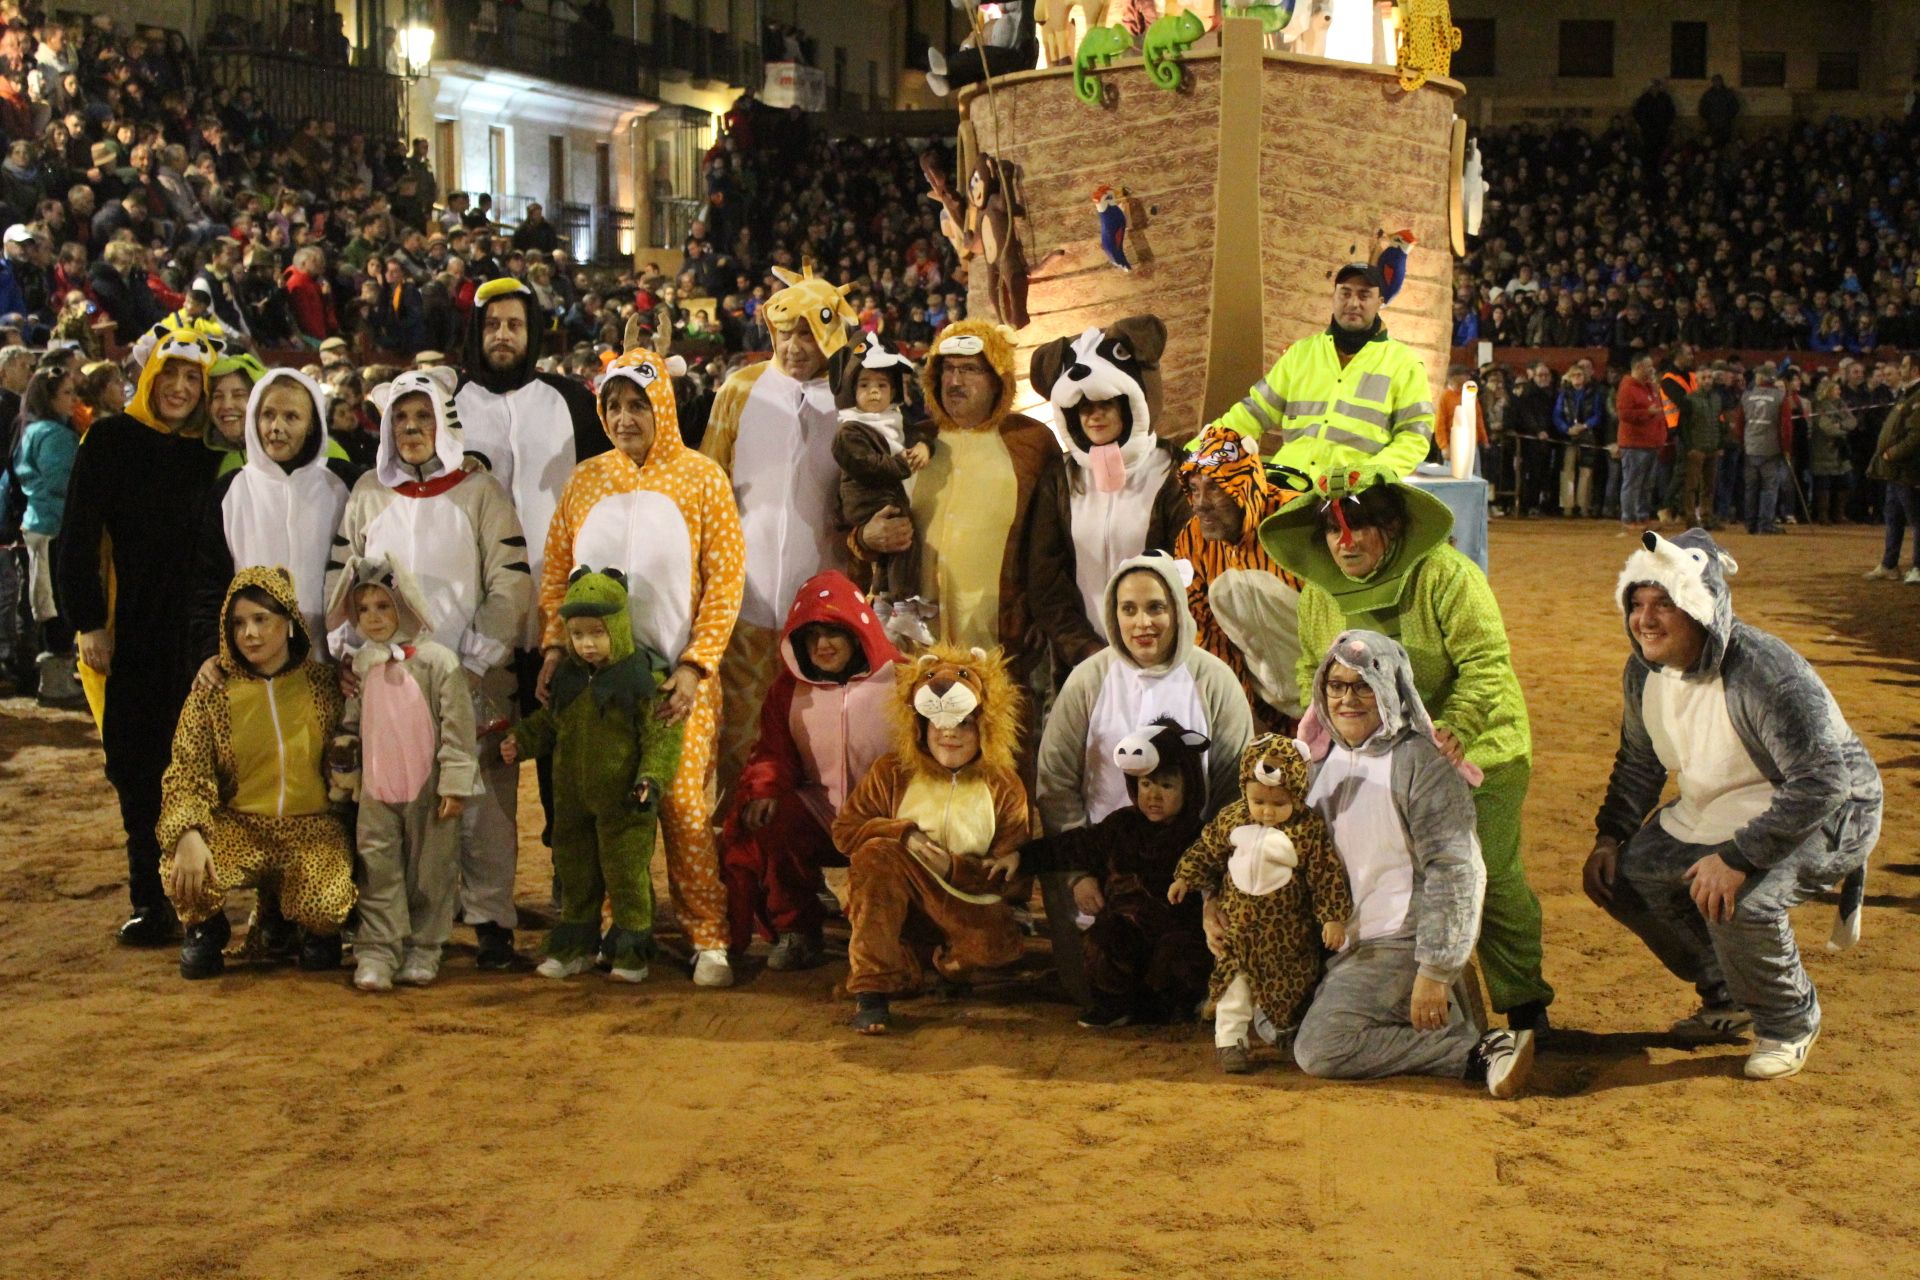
[1173, 735, 1352, 1049]
[541, 351, 744, 957]
[1264, 468, 1551, 1025]
[1291, 630, 1499, 1084]
[327, 556, 478, 983]
[1025, 316, 1190, 668]
[190, 367, 349, 660]
[327, 366, 533, 938]
[1596, 530, 1881, 1052]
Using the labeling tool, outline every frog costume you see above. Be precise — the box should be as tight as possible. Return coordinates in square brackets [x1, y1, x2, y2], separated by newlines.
[1261, 468, 1552, 1025]
[511, 569, 685, 973]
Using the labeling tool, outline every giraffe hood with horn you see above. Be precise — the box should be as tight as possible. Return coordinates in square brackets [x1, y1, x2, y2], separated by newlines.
[700, 263, 859, 801]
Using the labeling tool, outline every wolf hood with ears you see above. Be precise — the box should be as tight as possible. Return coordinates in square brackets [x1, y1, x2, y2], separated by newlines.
[1600, 529, 1880, 947]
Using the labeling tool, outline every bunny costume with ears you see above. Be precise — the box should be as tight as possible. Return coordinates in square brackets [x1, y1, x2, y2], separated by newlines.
[1025, 316, 1190, 660]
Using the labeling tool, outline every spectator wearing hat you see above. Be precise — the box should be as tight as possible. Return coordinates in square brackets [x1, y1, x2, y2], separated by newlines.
[0, 223, 32, 318]
[317, 335, 352, 369]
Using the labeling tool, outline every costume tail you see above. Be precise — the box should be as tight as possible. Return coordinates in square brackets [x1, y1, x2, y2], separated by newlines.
[1827, 864, 1866, 952]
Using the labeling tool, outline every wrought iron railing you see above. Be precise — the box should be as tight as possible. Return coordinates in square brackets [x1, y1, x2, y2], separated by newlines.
[201, 48, 410, 142]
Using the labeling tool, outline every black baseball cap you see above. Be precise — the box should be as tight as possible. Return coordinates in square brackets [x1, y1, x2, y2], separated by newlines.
[1334, 262, 1385, 289]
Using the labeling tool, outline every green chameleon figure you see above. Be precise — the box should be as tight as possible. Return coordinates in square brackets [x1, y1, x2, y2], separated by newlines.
[1074, 24, 1133, 106]
[1143, 10, 1205, 90]
[1228, 2, 1296, 34]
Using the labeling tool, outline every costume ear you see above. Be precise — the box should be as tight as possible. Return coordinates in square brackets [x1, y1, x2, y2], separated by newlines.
[1717, 551, 1739, 576]
[568, 565, 592, 584]
[771, 265, 802, 288]
[1106, 315, 1166, 367]
[917, 652, 939, 666]
[1180, 730, 1210, 751]
[665, 355, 688, 377]
[970, 647, 988, 661]
[1028, 335, 1071, 399]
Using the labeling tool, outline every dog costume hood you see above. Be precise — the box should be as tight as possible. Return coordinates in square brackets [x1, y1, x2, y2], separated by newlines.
[1615, 528, 1738, 678]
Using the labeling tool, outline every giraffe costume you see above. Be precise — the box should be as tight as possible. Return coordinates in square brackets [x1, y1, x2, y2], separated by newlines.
[539, 350, 745, 956]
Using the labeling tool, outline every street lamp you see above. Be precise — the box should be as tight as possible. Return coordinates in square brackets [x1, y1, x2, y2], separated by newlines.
[401, 23, 435, 77]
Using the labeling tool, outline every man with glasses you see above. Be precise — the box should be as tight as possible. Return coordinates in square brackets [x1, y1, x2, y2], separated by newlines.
[1261, 469, 1553, 1034]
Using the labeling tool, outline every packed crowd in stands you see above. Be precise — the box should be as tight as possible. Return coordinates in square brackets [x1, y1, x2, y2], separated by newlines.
[1456, 96, 1920, 361]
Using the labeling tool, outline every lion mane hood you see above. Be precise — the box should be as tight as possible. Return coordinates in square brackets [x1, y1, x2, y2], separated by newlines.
[891, 643, 1024, 778]
[920, 319, 1019, 433]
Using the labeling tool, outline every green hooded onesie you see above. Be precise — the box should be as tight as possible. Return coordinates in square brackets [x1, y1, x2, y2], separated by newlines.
[1260, 469, 1552, 1020]
[511, 569, 685, 968]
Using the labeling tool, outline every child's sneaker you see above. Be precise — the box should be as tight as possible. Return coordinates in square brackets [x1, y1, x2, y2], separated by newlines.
[1216, 1041, 1254, 1074]
[353, 959, 394, 992]
[1469, 1028, 1534, 1099]
[608, 964, 650, 983]
[767, 930, 826, 971]
[1744, 1025, 1819, 1079]
[394, 951, 440, 986]
[536, 955, 592, 979]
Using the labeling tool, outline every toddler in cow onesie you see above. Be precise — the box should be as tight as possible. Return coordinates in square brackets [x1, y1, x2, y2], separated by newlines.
[834, 645, 1032, 1035]
[722, 570, 901, 971]
[540, 350, 745, 987]
[328, 556, 479, 992]
[831, 332, 937, 647]
[325, 366, 532, 970]
[505, 569, 684, 982]
[703, 265, 861, 802]
[1590, 530, 1881, 1080]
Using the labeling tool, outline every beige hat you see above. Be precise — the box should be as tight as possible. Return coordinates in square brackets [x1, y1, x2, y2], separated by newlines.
[413, 350, 446, 367]
[318, 335, 347, 352]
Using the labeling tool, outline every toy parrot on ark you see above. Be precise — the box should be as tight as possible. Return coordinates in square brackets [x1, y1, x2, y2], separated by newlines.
[1093, 185, 1131, 271]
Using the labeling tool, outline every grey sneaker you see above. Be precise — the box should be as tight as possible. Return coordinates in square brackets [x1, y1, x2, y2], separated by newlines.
[1671, 1004, 1753, 1043]
[767, 931, 826, 971]
[1216, 1042, 1254, 1075]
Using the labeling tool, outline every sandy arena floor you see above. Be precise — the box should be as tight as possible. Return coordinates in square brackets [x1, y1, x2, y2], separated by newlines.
[1, 518, 1916, 1280]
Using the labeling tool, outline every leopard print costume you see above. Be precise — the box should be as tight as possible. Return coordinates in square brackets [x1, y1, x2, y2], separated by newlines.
[1395, 0, 1462, 93]
[155, 569, 357, 933]
[1173, 735, 1353, 1029]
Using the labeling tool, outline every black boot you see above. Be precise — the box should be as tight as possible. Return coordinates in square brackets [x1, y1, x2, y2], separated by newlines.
[119, 901, 181, 948]
[252, 894, 300, 962]
[474, 922, 519, 971]
[179, 913, 231, 980]
[296, 929, 343, 971]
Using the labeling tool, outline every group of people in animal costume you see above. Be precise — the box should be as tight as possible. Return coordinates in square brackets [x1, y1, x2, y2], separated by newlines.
[55, 256, 1879, 1092]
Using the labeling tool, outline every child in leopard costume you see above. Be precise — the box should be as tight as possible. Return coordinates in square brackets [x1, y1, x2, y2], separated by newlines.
[1170, 734, 1353, 1073]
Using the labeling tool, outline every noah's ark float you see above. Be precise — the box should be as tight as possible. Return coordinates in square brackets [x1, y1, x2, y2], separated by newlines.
[942, 11, 1471, 449]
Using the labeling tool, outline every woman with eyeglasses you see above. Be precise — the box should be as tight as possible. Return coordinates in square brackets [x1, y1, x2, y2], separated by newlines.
[1259, 470, 1552, 1039]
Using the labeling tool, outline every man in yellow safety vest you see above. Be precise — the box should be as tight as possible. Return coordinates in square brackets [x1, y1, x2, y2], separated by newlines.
[1210, 262, 1437, 485]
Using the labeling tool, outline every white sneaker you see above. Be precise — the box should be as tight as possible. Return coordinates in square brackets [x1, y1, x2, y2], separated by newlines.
[608, 964, 649, 983]
[1745, 1025, 1819, 1079]
[536, 955, 592, 979]
[1864, 564, 1898, 580]
[353, 959, 394, 992]
[1905, 567, 1920, 585]
[692, 948, 734, 988]
[394, 951, 440, 986]
[1670, 1003, 1753, 1043]
[1474, 1028, 1535, 1099]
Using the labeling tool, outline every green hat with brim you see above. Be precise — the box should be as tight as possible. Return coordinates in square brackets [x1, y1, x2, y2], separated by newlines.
[1258, 466, 1456, 616]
